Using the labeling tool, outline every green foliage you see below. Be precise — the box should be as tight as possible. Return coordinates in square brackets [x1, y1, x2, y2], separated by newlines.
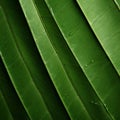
[0, 0, 120, 120]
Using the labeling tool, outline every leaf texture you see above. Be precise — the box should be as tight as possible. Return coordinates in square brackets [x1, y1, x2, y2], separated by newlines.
[0, 92, 13, 120]
[0, 0, 70, 119]
[44, 0, 120, 119]
[0, 0, 120, 120]
[76, 0, 120, 76]
[19, 0, 93, 119]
